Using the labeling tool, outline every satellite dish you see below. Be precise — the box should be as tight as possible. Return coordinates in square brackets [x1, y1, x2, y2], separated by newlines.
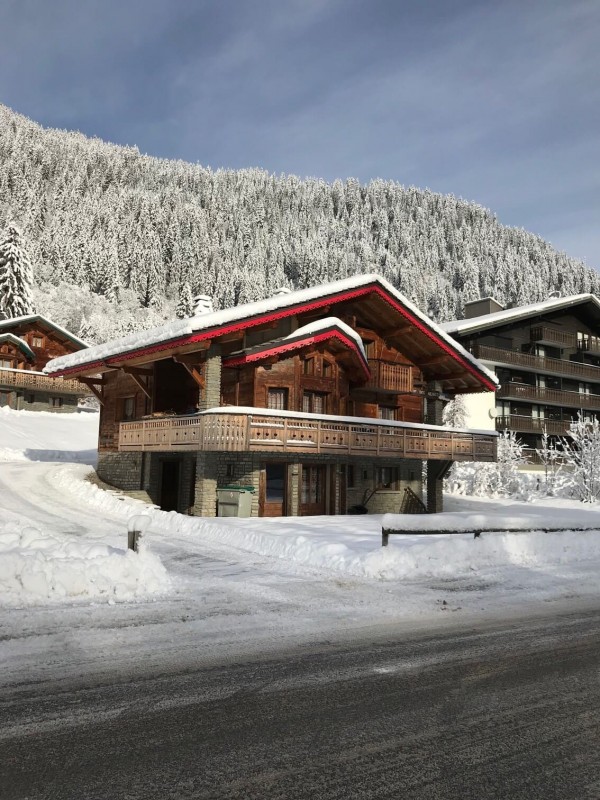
[488, 408, 498, 419]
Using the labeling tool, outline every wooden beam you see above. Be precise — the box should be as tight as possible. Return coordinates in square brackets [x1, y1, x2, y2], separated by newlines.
[178, 362, 205, 389]
[383, 323, 413, 338]
[122, 366, 153, 377]
[78, 378, 104, 405]
[420, 354, 451, 368]
[127, 372, 152, 400]
[78, 376, 106, 387]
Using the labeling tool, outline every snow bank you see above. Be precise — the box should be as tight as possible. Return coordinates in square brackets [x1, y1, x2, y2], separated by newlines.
[0, 407, 98, 464]
[0, 523, 171, 606]
[48, 463, 600, 583]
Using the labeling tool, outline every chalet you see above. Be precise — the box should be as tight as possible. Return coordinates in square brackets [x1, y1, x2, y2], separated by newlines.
[45, 275, 498, 516]
[0, 315, 88, 412]
[442, 294, 600, 462]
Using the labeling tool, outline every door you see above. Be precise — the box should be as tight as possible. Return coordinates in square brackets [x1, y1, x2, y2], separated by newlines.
[160, 460, 181, 512]
[260, 463, 287, 517]
[300, 465, 327, 516]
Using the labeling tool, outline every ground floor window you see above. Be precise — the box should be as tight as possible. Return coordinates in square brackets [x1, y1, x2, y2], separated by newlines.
[49, 397, 63, 408]
[377, 467, 399, 489]
[301, 465, 324, 505]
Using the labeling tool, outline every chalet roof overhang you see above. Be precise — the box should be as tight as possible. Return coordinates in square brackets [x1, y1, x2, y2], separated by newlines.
[441, 294, 600, 338]
[44, 274, 497, 393]
[223, 318, 370, 380]
[0, 333, 35, 361]
[0, 314, 88, 350]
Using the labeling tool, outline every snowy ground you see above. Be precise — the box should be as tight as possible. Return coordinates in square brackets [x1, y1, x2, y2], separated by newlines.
[2, 408, 600, 690]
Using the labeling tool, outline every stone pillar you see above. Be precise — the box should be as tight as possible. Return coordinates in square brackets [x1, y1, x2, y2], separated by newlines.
[198, 344, 222, 411]
[426, 397, 444, 426]
[192, 451, 219, 517]
[426, 459, 453, 513]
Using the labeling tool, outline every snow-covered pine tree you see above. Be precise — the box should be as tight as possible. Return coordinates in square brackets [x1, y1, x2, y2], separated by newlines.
[442, 394, 469, 429]
[176, 282, 194, 319]
[0, 223, 35, 318]
[493, 430, 526, 496]
[560, 414, 600, 503]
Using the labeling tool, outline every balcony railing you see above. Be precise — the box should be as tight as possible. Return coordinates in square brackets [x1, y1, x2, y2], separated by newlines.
[498, 383, 600, 410]
[119, 410, 497, 462]
[578, 338, 600, 356]
[495, 415, 571, 436]
[471, 344, 600, 383]
[363, 361, 414, 393]
[530, 326, 576, 348]
[0, 367, 85, 395]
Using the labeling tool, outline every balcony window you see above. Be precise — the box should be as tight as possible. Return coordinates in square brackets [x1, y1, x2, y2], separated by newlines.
[32, 336, 44, 348]
[0, 359, 12, 368]
[117, 396, 136, 421]
[303, 357, 315, 376]
[267, 388, 288, 410]
[378, 405, 398, 421]
[302, 391, 327, 414]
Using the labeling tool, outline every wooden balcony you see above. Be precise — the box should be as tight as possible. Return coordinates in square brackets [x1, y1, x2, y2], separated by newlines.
[0, 367, 85, 395]
[119, 410, 497, 462]
[495, 415, 571, 436]
[471, 344, 600, 383]
[578, 338, 600, 356]
[530, 326, 576, 348]
[363, 361, 415, 393]
[498, 383, 600, 410]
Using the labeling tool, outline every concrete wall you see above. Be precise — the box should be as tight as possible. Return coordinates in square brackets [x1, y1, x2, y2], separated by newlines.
[462, 391, 496, 430]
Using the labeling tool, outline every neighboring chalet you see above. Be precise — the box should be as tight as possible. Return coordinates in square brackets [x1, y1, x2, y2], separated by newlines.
[0, 314, 88, 412]
[45, 275, 498, 516]
[442, 294, 600, 461]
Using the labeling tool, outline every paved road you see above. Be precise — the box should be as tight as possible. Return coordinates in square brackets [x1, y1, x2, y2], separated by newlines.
[2, 607, 600, 800]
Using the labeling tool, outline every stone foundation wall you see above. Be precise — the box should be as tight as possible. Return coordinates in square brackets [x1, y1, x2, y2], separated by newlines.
[96, 451, 144, 491]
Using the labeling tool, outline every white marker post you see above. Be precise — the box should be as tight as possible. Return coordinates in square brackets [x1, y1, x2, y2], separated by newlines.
[127, 514, 151, 552]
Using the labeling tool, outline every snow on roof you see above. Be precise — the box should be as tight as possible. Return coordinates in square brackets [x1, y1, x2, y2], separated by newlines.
[441, 294, 598, 336]
[0, 314, 87, 349]
[0, 333, 35, 360]
[44, 273, 497, 387]
[287, 317, 367, 361]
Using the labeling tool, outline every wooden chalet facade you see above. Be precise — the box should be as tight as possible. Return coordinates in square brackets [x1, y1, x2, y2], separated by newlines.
[46, 275, 497, 516]
[0, 315, 88, 412]
[442, 294, 600, 462]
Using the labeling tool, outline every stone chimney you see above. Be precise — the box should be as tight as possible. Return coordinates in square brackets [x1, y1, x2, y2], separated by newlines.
[462, 297, 504, 319]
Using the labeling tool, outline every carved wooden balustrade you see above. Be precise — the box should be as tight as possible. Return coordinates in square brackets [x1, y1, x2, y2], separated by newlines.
[119, 410, 497, 462]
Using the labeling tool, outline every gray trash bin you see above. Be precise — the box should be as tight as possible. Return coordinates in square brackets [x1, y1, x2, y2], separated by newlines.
[217, 485, 254, 517]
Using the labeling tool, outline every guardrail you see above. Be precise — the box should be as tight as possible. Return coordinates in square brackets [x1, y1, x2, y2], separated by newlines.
[381, 525, 600, 546]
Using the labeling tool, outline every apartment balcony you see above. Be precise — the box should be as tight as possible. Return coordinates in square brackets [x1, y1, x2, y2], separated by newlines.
[119, 409, 497, 462]
[530, 326, 576, 348]
[471, 344, 600, 383]
[578, 338, 600, 356]
[0, 367, 85, 395]
[495, 415, 571, 436]
[498, 383, 600, 411]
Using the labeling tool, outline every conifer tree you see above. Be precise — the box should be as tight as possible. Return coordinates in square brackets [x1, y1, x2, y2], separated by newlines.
[0, 223, 35, 318]
[176, 282, 194, 319]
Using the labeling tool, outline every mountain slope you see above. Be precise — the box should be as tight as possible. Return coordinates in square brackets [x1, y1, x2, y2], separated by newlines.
[0, 104, 597, 341]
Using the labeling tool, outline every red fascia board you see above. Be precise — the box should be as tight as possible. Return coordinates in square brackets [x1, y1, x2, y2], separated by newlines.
[51, 282, 496, 390]
[223, 328, 371, 378]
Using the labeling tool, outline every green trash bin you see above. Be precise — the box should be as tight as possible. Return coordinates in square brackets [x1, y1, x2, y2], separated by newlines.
[217, 485, 254, 517]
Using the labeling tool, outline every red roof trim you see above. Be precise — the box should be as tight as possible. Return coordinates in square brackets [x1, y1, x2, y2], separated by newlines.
[223, 328, 371, 378]
[52, 282, 496, 390]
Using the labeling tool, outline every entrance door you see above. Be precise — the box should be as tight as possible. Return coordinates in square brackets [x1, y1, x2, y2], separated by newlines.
[260, 463, 287, 517]
[160, 460, 181, 512]
[300, 465, 327, 516]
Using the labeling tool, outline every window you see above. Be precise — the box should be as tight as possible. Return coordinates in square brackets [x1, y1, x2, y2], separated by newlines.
[347, 465, 355, 489]
[0, 359, 12, 368]
[267, 388, 288, 410]
[303, 357, 315, 375]
[225, 463, 235, 479]
[322, 359, 332, 378]
[377, 467, 398, 489]
[303, 391, 327, 414]
[378, 405, 398, 421]
[26, 394, 35, 404]
[49, 397, 63, 408]
[32, 336, 44, 348]
[117, 396, 135, 421]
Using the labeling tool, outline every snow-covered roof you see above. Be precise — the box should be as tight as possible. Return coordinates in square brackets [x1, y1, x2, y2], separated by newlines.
[0, 314, 87, 349]
[0, 333, 35, 361]
[442, 294, 599, 336]
[225, 316, 369, 375]
[45, 273, 497, 390]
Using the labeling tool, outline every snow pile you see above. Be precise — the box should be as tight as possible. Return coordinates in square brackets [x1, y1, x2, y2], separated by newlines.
[0, 407, 98, 464]
[0, 523, 171, 606]
[48, 463, 600, 583]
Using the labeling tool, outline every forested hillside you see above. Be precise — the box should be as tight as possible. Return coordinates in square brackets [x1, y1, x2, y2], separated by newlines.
[0, 103, 598, 343]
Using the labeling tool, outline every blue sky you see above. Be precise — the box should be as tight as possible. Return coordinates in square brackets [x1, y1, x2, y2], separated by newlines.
[1, 0, 599, 267]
